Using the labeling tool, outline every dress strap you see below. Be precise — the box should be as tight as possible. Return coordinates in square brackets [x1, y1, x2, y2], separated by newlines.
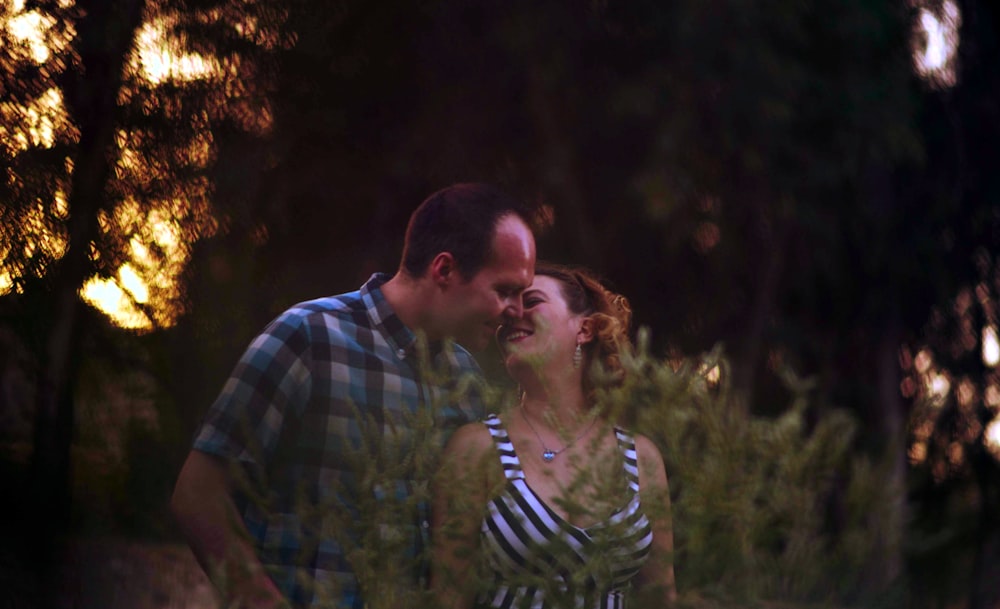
[614, 427, 641, 493]
[484, 414, 524, 481]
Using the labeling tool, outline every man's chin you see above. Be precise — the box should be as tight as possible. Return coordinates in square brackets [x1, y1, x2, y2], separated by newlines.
[463, 336, 490, 353]
[458, 329, 496, 353]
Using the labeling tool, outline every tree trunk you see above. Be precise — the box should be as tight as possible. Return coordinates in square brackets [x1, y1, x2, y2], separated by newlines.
[28, 1, 146, 606]
[871, 313, 907, 593]
[968, 439, 1000, 609]
[728, 218, 785, 418]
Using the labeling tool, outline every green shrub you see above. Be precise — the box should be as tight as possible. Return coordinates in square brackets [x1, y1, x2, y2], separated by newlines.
[222, 335, 900, 609]
[615, 334, 900, 607]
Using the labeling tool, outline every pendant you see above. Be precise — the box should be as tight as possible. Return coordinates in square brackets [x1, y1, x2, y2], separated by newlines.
[542, 450, 556, 462]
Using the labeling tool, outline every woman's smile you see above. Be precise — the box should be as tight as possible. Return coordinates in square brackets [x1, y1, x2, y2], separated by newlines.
[505, 328, 532, 342]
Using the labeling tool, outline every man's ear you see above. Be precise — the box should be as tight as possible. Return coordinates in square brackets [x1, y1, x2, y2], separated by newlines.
[578, 317, 596, 344]
[429, 252, 457, 286]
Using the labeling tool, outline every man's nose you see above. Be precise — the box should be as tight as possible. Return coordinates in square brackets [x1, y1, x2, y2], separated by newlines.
[503, 296, 523, 320]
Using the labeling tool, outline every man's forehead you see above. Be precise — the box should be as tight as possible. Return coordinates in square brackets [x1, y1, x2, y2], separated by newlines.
[493, 214, 535, 245]
[491, 222, 534, 261]
[469, 215, 533, 286]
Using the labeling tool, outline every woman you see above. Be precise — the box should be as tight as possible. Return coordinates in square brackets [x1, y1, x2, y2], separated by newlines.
[431, 262, 676, 608]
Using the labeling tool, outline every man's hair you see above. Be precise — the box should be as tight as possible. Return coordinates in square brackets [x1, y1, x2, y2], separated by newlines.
[400, 183, 534, 280]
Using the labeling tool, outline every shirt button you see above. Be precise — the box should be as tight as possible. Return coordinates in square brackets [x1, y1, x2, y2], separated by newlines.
[397, 348, 406, 359]
[421, 520, 430, 529]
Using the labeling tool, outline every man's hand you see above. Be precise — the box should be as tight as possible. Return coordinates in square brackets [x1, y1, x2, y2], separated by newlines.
[171, 451, 287, 609]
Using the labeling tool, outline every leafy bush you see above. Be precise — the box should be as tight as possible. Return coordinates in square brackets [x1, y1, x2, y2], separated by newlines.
[615, 334, 901, 607]
[219, 335, 901, 609]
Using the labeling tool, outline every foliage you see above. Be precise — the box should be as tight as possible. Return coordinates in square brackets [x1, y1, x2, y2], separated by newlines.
[198, 337, 899, 609]
[616, 336, 900, 607]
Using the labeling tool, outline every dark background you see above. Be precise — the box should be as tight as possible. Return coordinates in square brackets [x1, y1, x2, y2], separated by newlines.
[1, 0, 998, 607]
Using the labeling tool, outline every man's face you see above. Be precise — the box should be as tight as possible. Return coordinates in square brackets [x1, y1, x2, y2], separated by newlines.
[444, 215, 536, 351]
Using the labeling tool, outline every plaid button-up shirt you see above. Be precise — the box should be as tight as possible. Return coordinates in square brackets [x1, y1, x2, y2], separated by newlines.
[192, 273, 485, 608]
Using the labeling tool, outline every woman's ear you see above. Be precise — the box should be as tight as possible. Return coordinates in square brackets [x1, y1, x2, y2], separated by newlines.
[577, 317, 596, 345]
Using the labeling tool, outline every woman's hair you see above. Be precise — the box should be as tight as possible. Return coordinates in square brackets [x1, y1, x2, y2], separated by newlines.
[534, 261, 634, 403]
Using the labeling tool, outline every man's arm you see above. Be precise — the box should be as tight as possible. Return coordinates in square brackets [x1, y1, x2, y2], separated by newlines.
[171, 450, 286, 609]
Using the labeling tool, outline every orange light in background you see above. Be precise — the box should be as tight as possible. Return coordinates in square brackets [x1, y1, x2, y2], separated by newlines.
[912, 0, 961, 88]
[0, 86, 75, 157]
[986, 383, 1000, 408]
[705, 365, 720, 386]
[914, 349, 933, 374]
[986, 418, 1000, 460]
[916, 362, 952, 410]
[133, 20, 218, 84]
[0, 2, 236, 331]
[0, 203, 70, 295]
[983, 325, 999, 367]
[118, 264, 150, 303]
[912, 348, 952, 407]
[900, 376, 917, 398]
[947, 441, 964, 466]
[81, 269, 152, 330]
[908, 419, 935, 465]
[693, 222, 720, 254]
[4, 0, 56, 63]
[79, 201, 194, 331]
[956, 377, 976, 411]
[928, 372, 950, 402]
[1, 3, 73, 298]
[4, 88, 69, 149]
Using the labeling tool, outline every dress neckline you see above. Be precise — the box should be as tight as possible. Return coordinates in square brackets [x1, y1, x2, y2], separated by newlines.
[509, 476, 638, 535]
[486, 414, 640, 534]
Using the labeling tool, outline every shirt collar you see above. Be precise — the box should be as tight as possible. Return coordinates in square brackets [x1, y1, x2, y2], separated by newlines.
[361, 273, 417, 361]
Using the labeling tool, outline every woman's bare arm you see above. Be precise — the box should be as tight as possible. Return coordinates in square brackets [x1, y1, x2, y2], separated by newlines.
[430, 423, 495, 609]
[635, 434, 677, 605]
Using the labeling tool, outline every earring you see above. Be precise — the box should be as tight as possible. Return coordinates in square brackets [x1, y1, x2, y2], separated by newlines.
[573, 343, 583, 369]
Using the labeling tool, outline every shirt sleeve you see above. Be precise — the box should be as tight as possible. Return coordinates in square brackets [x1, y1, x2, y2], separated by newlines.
[192, 309, 314, 470]
[437, 345, 486, 428]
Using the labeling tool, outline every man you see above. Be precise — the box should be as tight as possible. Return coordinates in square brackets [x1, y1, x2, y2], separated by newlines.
[171, 183, 537, 608]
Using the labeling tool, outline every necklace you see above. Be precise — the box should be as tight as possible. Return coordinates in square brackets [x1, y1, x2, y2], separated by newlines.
[520, 405, 597, 463]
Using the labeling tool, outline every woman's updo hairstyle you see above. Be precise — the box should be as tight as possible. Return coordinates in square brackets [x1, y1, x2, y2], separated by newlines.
[534, 262, 634, 400]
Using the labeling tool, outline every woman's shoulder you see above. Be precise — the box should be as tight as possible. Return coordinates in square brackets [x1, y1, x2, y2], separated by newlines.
[615, 427, 661, 456]
[630, 432, 669, 487]
[630, 433, 663, 467]
[444, 417, 497, 456]
[441, 417, 507, 490]
[631, 432, 662, 458]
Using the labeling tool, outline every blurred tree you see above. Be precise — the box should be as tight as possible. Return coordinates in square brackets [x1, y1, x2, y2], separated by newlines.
[900, 0, 1000, 606]
[0, 0, 286, 603]
[4, 0, 148, 581]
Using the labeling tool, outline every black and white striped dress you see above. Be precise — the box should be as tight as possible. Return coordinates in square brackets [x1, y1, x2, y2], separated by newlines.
[476, 414, 653, 609]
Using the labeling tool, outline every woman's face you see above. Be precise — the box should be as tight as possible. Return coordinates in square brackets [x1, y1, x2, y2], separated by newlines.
[497, 275, 585, 374]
